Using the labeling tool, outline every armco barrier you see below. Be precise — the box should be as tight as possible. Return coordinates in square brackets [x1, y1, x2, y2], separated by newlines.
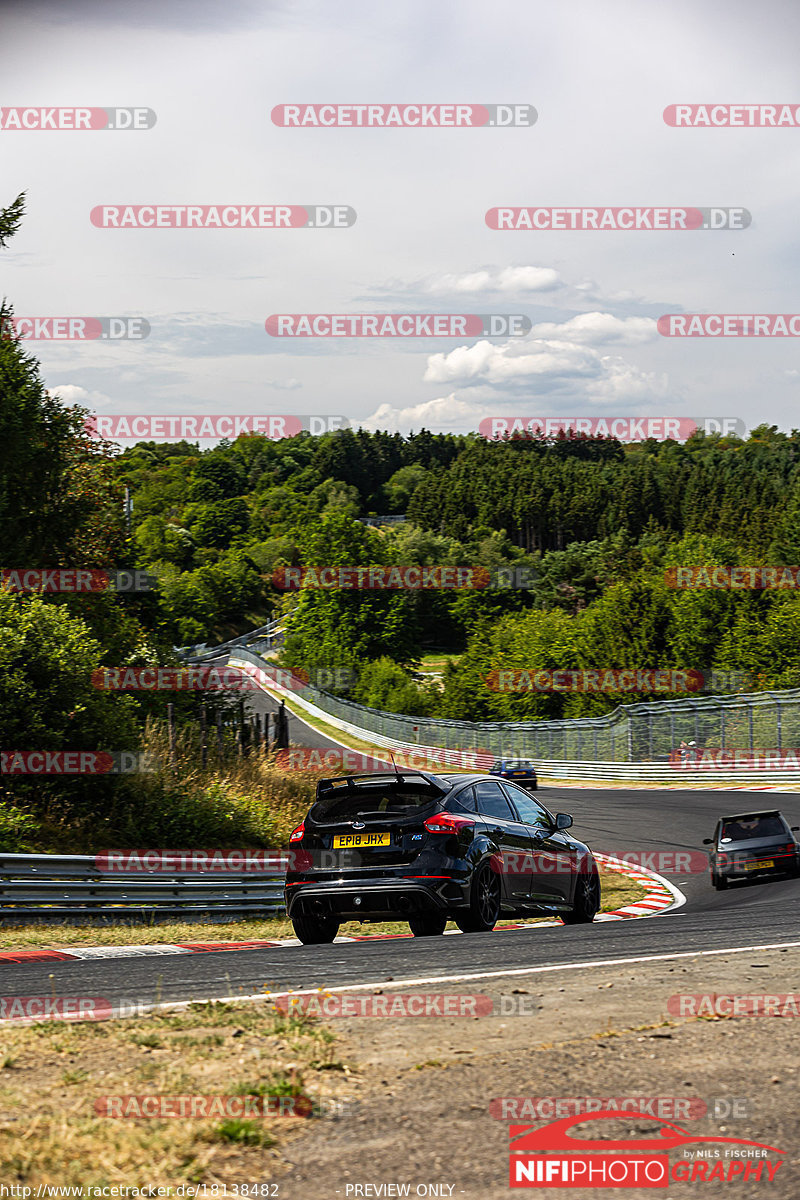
[227, 650, 800, 785]
[216, 647, 800, 764]
[0, 854, 284, 924]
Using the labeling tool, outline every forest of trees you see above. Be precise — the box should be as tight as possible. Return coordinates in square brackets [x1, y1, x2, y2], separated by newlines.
[106, 416, 800, 720]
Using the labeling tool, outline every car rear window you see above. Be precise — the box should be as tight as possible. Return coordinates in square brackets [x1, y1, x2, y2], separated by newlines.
[721, 815, 787, 840]
[311, 785, 443, 823]
[503, 760, 534, 769]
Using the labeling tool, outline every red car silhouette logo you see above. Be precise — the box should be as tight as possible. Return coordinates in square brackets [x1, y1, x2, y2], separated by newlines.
[510, 1111, 784, 1155]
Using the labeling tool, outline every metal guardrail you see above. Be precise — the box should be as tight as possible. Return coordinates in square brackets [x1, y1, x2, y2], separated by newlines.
[0, 854, 286, 925]
[224, 645, 800, 765]
[227, 660, 800, 785]
[175, 617, 285, 660]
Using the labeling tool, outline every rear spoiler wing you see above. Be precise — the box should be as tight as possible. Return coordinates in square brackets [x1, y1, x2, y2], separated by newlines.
[315, 771, 447, 800]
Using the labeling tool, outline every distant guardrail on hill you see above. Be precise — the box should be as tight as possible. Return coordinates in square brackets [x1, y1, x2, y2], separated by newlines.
[221, 646, 800, 767]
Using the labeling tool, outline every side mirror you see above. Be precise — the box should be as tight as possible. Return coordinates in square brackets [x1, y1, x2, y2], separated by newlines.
[792, 826, 799, 832]
[702, 838, 713, 845]
[555, 813, 573, 830]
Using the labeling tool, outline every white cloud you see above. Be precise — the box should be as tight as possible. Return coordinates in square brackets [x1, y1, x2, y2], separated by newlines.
[586, 357, 669, 403]
[529, 312, 658, 345]
[47, 384, 114, 408]
[361, 393, 487, 433]
[425, 266, 561, 295]
[423, 338, 668, 403]
[424, 338, 598, 386]
[267, 377, 302, 389]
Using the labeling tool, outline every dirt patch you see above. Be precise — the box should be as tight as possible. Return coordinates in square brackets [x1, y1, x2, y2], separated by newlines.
[280, 945, 800, 1198]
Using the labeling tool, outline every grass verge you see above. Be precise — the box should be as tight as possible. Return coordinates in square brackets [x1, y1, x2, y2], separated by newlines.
[0, 1001, 351, 1187]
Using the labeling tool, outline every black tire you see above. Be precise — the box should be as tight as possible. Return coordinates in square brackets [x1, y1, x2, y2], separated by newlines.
[712, 871, 728, 891]
[408, 913, 447, 937]
[454, 860, 501, 933]
[563, 862, 601, 924]
[291, 914, 340, 944]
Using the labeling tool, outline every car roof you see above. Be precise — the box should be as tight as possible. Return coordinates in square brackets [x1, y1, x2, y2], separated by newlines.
[435, 772, 490, 785]
[719, 809, 782, 821]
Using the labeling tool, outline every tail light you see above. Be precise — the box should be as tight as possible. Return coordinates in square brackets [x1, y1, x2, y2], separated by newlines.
[423, 812, 475, 835]
[289, 822, 305, 843]
[717, 851, 729, 866]
[782, 842, 796, 854]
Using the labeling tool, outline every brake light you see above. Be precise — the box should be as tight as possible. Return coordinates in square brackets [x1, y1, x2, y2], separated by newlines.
[782, 842, 796, 854]
[289, 822, 305, 843]
[423, 812, 475, 835]
[717, 851, 729, 866]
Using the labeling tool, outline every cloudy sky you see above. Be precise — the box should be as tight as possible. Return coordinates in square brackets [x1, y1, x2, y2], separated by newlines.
[2, 0, 800, 440]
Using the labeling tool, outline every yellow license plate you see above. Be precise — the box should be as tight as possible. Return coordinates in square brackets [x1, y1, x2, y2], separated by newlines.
[513, 772, 527, 776]
[332, 832, 390, 849]
[744, 859, 774, 870]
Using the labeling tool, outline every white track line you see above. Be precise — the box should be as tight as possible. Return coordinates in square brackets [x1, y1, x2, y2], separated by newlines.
[5, 939, 798, 1026]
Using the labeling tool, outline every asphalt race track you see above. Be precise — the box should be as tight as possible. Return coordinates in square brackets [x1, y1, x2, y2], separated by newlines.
[4, 772, 800, 1007]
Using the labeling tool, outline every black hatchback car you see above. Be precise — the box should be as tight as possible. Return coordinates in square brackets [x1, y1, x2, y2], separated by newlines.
[284, 770, 600, 944]
[704, 809, 800, 889]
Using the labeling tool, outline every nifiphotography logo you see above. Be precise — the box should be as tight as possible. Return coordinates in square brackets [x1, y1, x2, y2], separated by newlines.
[508, 1111, 784, 1187]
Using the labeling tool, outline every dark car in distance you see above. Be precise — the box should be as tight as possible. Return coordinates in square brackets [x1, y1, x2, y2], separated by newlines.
[704, 809, 800, 890]
[489, 758, 538, 789]
[284, 770, 600, 944]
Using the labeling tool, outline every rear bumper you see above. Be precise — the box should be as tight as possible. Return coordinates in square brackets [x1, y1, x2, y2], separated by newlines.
[285, 878, 457, 921]
[717, 853, 799, 879]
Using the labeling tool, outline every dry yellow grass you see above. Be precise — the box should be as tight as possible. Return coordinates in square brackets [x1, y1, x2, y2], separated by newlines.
[0, 1002, 351, 1188]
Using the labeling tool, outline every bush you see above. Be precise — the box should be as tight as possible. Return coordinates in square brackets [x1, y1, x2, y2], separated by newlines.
[102, 719, 316, 849]
[0, 799, 39, 852]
